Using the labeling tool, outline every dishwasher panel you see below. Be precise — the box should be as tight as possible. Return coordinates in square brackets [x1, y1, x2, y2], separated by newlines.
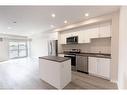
[76, 55, 88, 73]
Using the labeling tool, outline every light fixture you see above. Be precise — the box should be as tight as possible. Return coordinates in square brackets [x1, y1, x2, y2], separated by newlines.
[8, 27, 11, 29]
[50, 25, 55, 28]
[85, 13, 89, 17]
[64, 20, 68, 24]
[51, 13, 56, 18]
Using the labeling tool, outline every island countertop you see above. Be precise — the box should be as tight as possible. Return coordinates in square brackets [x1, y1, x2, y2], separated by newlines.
[39, 56, 70, 62]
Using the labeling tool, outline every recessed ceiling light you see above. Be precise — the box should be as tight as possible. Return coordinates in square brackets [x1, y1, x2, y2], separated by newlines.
[64, 20, 68, 24]
[50, 25, 55, 28]
[8, 27, 11, 29]
[85, 13, 89, 17]
[51, 13, 56, 18]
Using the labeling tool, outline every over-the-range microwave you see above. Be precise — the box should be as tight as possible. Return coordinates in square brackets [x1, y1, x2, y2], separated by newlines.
[66, 36, 78, 44]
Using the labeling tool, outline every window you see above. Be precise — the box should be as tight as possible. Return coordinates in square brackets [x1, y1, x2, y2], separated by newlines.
[9, 41, 27, 59]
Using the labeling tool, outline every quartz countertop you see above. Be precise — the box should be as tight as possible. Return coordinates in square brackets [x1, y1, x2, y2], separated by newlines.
[58, 52, 111, 59]
[39, 56, 70, 62]
[76, 53, 111, 59]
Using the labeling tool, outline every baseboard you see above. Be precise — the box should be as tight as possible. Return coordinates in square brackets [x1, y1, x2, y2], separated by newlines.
[110, 80, 119, 89]
[110, 80, 118, 83]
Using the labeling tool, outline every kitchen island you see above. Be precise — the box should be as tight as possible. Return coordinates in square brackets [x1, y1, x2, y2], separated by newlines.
[39, 56, 71, 89]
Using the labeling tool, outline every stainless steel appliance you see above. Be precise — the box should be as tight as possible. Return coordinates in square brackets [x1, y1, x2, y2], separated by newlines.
[76, 55, 88, 73]
[64, 49, 80, 71]
[48, 40, 58, 56]
[64, 54, 76, 71]
[66, 36, 78, 44]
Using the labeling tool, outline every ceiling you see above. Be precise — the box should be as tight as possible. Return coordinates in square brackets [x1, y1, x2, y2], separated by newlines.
[0, 6, 119, 36]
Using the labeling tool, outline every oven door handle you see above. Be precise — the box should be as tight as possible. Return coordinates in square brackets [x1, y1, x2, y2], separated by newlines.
[64, 55, 76, 57]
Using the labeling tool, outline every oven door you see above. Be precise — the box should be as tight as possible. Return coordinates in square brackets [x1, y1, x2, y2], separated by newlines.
[64, 54, 76, 71]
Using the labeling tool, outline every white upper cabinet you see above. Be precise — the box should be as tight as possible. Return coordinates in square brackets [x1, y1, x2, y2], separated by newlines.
[87, 25, 99, 39]
[66, 31, 78, 38]
[78, 25, 99, 44]
[59, 22, 111, 44]
[60, 33, 66, 44]
[99, 22, 111, 38]
[78, 30, 90, 43]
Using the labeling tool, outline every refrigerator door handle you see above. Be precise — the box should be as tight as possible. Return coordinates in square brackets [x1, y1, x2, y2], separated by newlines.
[50, 42, 52, 55]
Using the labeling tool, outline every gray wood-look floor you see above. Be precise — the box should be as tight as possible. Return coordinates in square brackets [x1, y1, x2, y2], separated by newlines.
[0, 58, 117, 89]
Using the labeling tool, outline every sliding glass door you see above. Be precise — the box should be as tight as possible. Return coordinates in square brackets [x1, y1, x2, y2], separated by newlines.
[9, 41, 27, 59]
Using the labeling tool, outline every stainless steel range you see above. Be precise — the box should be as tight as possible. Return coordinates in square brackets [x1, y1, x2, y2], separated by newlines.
[64, 49, 80, 71]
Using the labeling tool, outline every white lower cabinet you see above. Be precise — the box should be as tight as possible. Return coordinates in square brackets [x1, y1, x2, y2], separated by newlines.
[58, 54, 65, 57]
[88, 57, 110, 80]
[88, 57, 98, 75]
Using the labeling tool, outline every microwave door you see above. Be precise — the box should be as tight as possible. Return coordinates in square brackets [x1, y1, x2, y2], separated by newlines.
[67, 36, 78, 44]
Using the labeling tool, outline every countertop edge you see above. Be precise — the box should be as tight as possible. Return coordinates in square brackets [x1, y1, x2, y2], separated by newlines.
[39, 56, 71, 63]
[58, 52, 111, 59]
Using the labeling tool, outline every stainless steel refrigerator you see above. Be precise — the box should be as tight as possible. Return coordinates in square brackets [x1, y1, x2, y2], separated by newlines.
[48, 40, 58, 56]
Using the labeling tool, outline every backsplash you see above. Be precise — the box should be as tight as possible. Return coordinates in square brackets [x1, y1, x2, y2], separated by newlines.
[61, 38, 111, 54]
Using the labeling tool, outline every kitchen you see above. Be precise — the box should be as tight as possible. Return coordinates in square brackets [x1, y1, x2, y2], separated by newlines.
[58, 22, 111, 78]
[39, 20, 114, 89]
[0, 6, 121, 89]
[0, 1, 127, 95]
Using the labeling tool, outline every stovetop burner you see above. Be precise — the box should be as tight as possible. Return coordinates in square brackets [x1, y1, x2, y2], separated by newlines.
[64, 49, 81, 54]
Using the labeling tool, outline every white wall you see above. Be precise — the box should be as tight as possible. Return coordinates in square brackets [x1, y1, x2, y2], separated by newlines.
[111, 12, 119, 83]
[118, 6, 127, 89]
[30, 33, 48, 58]
[0, 34, 28, 61]
[30, 32, 58, 58]
[0, 38, 9, 61]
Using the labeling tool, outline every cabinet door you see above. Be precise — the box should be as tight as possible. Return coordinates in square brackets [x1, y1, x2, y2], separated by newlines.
[72, 32, 79, 36]
[97, 58, 110, 79]
[88, 57, 98, 75]
[58, 54, 64, 57]
[66, 32, 78, 38]
[60, 34, 66, 44]
[78, 30, 90, 43]
[88, 25, 99, 39]
[99, 23, 111, 38]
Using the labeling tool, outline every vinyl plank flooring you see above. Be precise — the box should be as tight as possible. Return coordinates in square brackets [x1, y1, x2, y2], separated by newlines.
[0, 58, 117, 89]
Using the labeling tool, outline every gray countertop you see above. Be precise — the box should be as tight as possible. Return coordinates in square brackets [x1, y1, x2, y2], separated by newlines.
[39, 56, 70, 62]
[58, 52, 111, 59]
[76, 53, 111, 59]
